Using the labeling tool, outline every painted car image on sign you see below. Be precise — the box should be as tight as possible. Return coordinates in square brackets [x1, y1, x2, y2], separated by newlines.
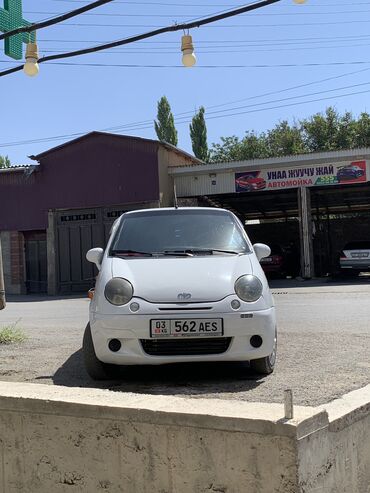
[235, 173, 267, 192]
[337, 164, 365, 183]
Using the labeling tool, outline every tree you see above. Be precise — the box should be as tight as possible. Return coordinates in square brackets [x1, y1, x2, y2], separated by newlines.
[154, 96, 178, 146]
[190, 106, 209, 161]
[209, 106, 370, 162]
[0, 155, 10, 168]
[266, 121, 306, 157]
[301, 107, 357, 152]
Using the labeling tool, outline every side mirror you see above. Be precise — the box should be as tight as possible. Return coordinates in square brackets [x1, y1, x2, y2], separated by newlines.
[253, 243, 271, 261]
[86, 248, 104, 270]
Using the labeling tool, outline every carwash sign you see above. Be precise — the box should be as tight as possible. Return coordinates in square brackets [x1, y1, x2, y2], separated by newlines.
[0, 0, 34, 60]
[235, 160, 368, 193]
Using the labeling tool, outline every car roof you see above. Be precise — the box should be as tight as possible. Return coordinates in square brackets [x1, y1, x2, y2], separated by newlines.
[123, 207, 232, 216]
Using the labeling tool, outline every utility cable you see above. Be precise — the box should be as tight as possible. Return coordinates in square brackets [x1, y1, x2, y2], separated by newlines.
[1, 67, 370, 148]
[0, 0, 115, 41]
[0, 0, 283, 77]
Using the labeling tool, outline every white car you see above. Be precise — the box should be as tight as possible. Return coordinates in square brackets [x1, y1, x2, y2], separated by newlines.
[84, 207, 277, 380]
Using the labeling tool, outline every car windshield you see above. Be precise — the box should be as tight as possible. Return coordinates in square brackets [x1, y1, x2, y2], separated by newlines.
[110, 209, 250, 255]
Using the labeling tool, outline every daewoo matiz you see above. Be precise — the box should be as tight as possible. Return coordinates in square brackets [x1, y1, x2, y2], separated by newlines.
[84, 207, 277, 380]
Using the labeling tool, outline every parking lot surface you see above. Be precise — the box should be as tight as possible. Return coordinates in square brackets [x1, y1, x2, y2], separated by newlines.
[0, 278, 369, 407]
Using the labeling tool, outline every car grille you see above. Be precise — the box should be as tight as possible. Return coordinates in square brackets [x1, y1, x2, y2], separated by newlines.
[140, 337, 232, 356]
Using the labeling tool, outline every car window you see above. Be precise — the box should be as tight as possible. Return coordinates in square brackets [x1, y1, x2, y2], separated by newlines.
[344, 241, 370, 250]
[110, 210, 251, 254]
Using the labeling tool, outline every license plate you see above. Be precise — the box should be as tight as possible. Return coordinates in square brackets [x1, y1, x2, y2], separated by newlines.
[261, 257, 273, 263]
[352, 252, 369, 258]
[150, 319, 223, 338]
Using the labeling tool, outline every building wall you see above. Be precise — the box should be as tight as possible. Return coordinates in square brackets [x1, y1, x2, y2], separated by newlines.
[157, 146, 198, 207]
[0, 134, 161, 232]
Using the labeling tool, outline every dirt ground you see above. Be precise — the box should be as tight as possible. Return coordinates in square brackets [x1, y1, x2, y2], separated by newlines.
[0, 278, 370, 407]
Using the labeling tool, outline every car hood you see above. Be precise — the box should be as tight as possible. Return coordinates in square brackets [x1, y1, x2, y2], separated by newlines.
[111, 254, 254, 303]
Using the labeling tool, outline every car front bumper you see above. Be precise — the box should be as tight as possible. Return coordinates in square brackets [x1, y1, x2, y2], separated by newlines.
[90, 303, 276, 366]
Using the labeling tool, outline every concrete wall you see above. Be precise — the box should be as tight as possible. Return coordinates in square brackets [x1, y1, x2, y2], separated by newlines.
[298, 385, 370, 492]
[0, 382, 369, 493]
[0, 382, 322, 493]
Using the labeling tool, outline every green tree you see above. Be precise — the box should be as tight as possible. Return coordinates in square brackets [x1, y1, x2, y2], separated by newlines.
[154, 96, 178, 146]
[354, 112, 370, 147]
[301, 107, 357, 152]
[0, 155, 10, 168]
[266, 121, 306, 157]
[209, 132, 269, 162]
[190, 106, 209, 161]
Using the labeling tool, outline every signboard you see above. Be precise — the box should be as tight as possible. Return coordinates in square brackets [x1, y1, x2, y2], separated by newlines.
[0, 0, 34, 60]
[235, 160, 368, 193]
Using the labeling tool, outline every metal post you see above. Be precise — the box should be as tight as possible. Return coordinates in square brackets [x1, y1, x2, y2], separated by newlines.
[284, 389, 294, 419]
[298, 187, 314, 279]
[0, 237, 6, 310]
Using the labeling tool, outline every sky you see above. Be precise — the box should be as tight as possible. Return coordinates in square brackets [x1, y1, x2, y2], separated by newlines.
[2, 0, 370, 163]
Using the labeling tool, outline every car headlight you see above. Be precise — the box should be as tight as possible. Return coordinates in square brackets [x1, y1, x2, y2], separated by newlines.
[104, 278, 133, 306]
[234, 275, 263, 302]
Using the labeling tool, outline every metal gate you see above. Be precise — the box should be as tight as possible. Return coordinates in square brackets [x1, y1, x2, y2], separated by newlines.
[55, 206, 134, 294]
[24, 231, 48, 294]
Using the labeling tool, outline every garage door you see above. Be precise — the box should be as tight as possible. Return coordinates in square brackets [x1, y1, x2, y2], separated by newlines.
[56, 207, 127, 294]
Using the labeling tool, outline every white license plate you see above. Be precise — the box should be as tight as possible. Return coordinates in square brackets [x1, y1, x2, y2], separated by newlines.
[150, 319, 223, 338]
[351, 252, 369, 258]
[261, 257, 273, 263]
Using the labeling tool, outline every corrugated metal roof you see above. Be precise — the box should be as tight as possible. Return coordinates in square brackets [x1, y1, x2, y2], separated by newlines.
[0, 164, 39, 174]
[169, 148, 370, 175]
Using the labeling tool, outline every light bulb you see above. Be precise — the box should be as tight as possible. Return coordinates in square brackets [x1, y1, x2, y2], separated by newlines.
[293, 0, 306, 3]
[23, 58, 39, 77]
[181, 35, 196, 68]
[182, 50, 196, 68]
[23, 42, 39, 77]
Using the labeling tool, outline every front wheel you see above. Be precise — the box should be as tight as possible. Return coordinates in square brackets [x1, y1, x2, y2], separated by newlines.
[83, 323, 121, 380]
[250, 329, 277, 375]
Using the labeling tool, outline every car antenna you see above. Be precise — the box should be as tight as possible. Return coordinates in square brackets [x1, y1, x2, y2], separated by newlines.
[173, 181, 179, 209]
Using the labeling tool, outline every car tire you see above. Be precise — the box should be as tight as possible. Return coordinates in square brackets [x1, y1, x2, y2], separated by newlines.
[83, 323, 120, 380]
[250, 329, 277, 375]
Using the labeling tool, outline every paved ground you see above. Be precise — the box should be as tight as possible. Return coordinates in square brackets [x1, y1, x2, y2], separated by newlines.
[0, 277, 369, 407]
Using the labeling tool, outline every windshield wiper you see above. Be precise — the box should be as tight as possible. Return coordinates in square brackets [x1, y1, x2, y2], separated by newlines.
[185, 248, 241, 255]
[111, 249, 153, 257]
[160, 250, 194, 257]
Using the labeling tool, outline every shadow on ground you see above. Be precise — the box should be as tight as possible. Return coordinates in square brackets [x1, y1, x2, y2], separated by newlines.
[50, 349, 265, 396]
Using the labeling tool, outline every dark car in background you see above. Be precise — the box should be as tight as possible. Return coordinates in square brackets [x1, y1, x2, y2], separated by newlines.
[260, 244, 286, 278]
[339, 241, 370, 274]
[337, 165, 365, 182]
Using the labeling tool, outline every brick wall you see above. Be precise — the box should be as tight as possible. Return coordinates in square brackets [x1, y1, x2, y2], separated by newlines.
[0, 231, 26, 295]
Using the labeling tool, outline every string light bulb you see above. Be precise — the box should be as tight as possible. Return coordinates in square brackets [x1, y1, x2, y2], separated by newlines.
[23, 41, 39, 77]
[181, 34, 196, 67]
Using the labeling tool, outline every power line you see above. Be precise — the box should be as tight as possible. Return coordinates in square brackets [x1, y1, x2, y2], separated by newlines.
[33, 41, 370, 55]
[47, 0, 370, 6]
[33, 34, 370, 44]
[2, 86, 370, 149]
[31, 19, 370, 28]
[0, 0, 284, 78]
[24, 10, 370, 17]
[0, 0, 115, 42]
[1, 67, 370, 148]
